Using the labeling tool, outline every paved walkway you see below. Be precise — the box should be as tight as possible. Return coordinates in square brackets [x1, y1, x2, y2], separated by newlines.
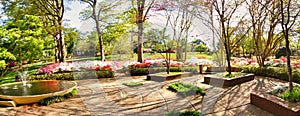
[0, 73, 288, 116]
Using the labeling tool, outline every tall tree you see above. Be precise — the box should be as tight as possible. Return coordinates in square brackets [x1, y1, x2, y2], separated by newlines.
[247, 0, 283, 67]
[33, 0, 67, 62]
[280, 0, 300, 91]
[134, 0, 155, 63]
[211, 0, 247, 74]
[80, 0, 122, 61]
[0, 15, 47, 61]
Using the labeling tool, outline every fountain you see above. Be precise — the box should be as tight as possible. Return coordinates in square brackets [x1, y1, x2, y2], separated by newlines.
[18, 71, 31, 87]
[0, 71, 76, 106]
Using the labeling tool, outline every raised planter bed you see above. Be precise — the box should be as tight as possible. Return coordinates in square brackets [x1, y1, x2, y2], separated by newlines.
[203, 73, 254, 87]
[147, 72, 194, 82]
[251, 91, 300, 116]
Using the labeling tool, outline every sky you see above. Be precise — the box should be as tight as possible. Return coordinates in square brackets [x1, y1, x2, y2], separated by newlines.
[64, 1, 91, 33]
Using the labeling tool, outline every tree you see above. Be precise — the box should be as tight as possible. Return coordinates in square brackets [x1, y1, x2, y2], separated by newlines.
[64, 28, 80, 57]
[0, 15, 47, 72]
[0, 48, 16, 78]
[1, 0, 73, 62]
[280, 0, 300, 91]
[32, 0, 67, 62]
[211, 0, 248, 74]
[247, 0, 283, 67]
[134, 0, 156, 63]
[80, 0, 122, 61]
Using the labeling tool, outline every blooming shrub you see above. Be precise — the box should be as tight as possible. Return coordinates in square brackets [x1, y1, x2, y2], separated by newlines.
[37, 61, 117, 74]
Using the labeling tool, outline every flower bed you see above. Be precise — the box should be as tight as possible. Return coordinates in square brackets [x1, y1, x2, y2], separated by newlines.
[36, 61, 118, 75]
[204, 73, 254, 88]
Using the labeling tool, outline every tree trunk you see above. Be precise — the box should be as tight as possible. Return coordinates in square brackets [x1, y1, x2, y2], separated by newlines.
[58, 21, 66, 62]
[285, 31, 293, 91]
[137, 22, 143, 63]
[95, 17, 104, 62]
[91, 0, 105, 62]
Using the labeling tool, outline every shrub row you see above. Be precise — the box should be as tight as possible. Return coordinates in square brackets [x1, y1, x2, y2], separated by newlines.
[241, 66, 300, 84]
[168, 82, 206, 97]
[29, 70, 114, 81]
[128, 67, 198, 76]
[40, 89, 77, 106]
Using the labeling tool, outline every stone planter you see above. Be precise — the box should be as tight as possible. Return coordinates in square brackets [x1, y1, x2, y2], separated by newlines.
[251, 91, 300, 116]
[147, 72, 193, 82]
[204, 73, 254, 87]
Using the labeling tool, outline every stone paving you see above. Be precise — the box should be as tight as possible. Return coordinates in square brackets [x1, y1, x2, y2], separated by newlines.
[0, 73, 290, 116]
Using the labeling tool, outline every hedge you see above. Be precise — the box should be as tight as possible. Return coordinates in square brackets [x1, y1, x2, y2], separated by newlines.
[128, 67, 198, 76]
[241, 66, 300, 84]
[29, 70, 114, 81]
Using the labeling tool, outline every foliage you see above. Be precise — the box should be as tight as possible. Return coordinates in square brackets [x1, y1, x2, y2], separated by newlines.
[64, 28, 80, 57]
[0, 48, 16, 77]
[194, 44, 209, 53]
[165, 110, 180, 116]
[29, 70, 114, 80]
[280, 87, 300, 102]
[40, 89, 77, 106]
[165, 110, 204, 116]
[241, 66, 300, 84]
[0, 15, 47, 64]
[128, 67, 198, 76]
[122, 82, 144, 87]
[275, 47, 290, 59]
[168, 82, 205, 97]
[180, 111, 204, 116]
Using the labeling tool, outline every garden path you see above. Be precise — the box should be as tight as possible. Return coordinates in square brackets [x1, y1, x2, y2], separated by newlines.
[0, 73, 288, 116]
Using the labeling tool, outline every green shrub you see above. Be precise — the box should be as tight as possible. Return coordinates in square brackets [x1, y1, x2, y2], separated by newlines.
[128, 67, 149, 76]
[165, 110, 204, 116]
[275, 47, 290, 59]
[280, 87, 300, 102]
[165, 110, 180, 116]
[40, 89, 77, 106]
[194, 44, 209, 52]
[40, 96, 65, 106]
[28, 70, 114, 80]
[180, 110, 204, 116]
[241, 66, 300, 84]
[168, 82, 205, 97]
[128, 67, 198, 76]
[122, 82, 144, 87]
